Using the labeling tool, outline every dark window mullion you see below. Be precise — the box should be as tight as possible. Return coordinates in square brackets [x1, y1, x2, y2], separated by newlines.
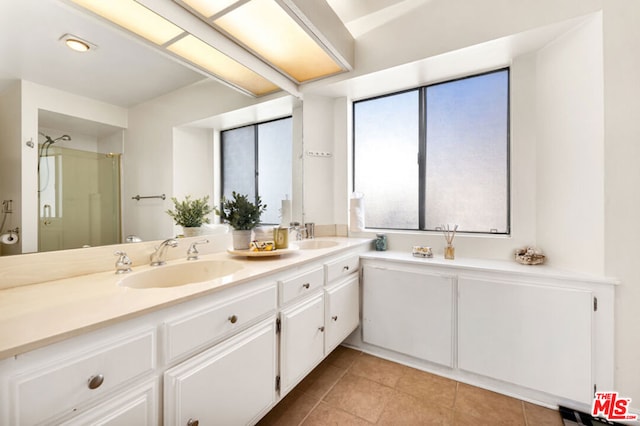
[254, 124, 260, 205]
[418, 88, 427, 230]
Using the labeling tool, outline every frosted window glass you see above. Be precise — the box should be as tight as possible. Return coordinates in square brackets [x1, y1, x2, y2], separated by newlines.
[221, 117, 292, 225]
[354, 90, 420, 229]
[222, 126, 255, 200]
[258, 118, 292, 224]
[425, 70, 509, 233]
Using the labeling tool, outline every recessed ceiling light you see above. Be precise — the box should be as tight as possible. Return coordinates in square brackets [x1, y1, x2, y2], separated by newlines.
[60, 34, 97, 52]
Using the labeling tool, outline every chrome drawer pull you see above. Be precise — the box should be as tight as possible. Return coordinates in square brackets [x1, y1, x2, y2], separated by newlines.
[187, 418, 199, 426]
[302, 283, 310, 289]
[87, 374, 104, 390]
[228, 315, 238, 324]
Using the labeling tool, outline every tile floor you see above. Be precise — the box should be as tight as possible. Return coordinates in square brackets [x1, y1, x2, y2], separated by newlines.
[258, 346, 564, 426]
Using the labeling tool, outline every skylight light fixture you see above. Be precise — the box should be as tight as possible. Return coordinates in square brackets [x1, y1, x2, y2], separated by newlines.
[176, 0, 353, 84]
[66, 0, 353, 96]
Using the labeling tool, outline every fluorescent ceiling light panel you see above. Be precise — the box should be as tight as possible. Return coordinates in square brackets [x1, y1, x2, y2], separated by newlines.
[179, 0, 239, 18]
[71, 0, 184, 45]
[213, 0, 344, 82]
[167, 34, 279, 95]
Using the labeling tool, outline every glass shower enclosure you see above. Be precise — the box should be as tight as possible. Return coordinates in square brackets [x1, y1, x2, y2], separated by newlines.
[38, 146, 121, 252]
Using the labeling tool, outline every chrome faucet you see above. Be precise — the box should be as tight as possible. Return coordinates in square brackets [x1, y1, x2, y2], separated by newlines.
[150, 238, 178, 266]
[114, 251, 132, 274]
[290, 222, 306, 240]
[187, 239, 209, 261]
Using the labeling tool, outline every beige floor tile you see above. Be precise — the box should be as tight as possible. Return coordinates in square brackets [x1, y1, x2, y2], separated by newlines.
[348, 353, 409, 388]
[302, 402, 373, 426]
[297, 362, 346, 400]
[323, 373, 396, 423]
[377, 390, 454, 426]
[453, 410, 493, 426]
[257, 389, 319, 426]
[523, 402, 563, 426]
[454, 383, 525, 426]
[396, 367, 458, 408]
[325, 345, 362, 370]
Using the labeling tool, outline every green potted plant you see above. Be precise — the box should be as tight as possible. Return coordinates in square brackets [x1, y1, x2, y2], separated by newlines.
[166, 195, 214, 237]
[215, 192, 267, 249]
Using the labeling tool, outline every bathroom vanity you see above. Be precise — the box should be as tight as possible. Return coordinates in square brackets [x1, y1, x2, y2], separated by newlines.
[0, 237, 618, 424]
[350, 251, 617, 410]
[0, 237, 369, 425]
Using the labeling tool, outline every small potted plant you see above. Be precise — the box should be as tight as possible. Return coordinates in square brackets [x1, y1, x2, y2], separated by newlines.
[166, 195, 214, 237]
[215, 192, 267, 249]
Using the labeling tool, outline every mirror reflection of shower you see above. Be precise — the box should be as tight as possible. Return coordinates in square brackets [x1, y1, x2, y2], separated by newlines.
[38, 132, 70, 193]
[37, 120, 123, 252]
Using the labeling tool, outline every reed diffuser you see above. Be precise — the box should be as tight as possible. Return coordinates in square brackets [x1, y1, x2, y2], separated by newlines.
[442, 224, 458, 260]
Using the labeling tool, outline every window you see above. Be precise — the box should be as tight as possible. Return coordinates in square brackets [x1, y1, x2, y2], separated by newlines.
[221, 117, 292, 224]
[354, 69, 509, 234]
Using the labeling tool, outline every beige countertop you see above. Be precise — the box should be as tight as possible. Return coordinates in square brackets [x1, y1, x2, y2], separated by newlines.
[0, 237, 371, 360]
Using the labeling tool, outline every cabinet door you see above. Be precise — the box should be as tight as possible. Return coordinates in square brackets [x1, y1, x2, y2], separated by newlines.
[164, 319, 277, 426]
[362, 264, 454, 367]
[280, 294, 325, 395]
[325, 275, 360, 354]
[60, 379, 158, 426]
[458, 277, 593, 403]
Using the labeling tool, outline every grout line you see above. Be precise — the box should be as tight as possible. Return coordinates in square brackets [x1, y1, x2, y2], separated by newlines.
[296, 351, 361, 425]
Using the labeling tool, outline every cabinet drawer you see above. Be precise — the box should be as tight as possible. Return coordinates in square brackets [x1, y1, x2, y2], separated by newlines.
[278, 267, 324, 305]
[12, 329, 155, 426]
[164, 285, 276, 363]
[60, 378, 159, 426]
[325, 254, 360, 283]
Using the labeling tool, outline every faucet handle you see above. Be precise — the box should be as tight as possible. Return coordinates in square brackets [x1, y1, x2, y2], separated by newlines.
[114, 251, 133, 274]
[187, 239, 210, 261]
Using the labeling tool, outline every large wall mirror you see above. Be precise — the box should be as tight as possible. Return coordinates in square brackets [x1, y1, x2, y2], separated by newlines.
[0, 0, 303, 256]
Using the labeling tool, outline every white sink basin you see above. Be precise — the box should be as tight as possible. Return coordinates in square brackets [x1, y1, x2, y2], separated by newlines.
[295, 240, 340, 250]
[119, 260, 244, 289]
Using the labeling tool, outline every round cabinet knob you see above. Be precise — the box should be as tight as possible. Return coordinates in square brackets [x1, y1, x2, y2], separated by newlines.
[302, 283, 310, 289]
[187, 418, 200, 426]
[342, 265, 350, 272]
[332, 315, 338, 321]
[228, 315, 238, 324]
[87, 374, 104, 390]
[318, 326, 325, 332]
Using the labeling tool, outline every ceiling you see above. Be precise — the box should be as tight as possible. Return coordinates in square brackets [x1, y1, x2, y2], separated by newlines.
[0, 0, 410, 108]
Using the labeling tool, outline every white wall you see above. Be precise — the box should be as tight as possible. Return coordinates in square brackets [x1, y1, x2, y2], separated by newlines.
[536, 16, 605, 274]
[602, 0, 640, 410]
[171, 126, 214, 237]
[301, 94, 335, 225]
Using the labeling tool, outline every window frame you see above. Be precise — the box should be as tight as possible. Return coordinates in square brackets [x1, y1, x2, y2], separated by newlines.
[220, 115, 293, 225]
[352, 67, 511, 235]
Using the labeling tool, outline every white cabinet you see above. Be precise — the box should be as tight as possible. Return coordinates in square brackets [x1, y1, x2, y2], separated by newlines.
[279, 294, 325, 395]
[458, 276, 593, 403]
[362, 264, 454, 367]
[8, 328, 155, 425]
[163, 284, 276, 364]
[164, 318, 277, 426]
[278, 252, 362, 396]
[60, 379, 159, 426]
[325, 275, 360, 354]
